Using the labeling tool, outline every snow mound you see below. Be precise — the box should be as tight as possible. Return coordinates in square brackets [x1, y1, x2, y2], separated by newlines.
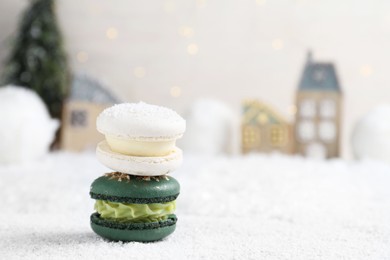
[0, 86, 58, 164]
[352, 105, 390, 163]
[180, 99, 237, 155]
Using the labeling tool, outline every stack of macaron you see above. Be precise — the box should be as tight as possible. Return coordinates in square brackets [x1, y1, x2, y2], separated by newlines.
[89, 102, 186, 242]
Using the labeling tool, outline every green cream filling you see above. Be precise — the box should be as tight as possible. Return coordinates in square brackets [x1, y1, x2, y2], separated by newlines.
[94, 200, 176, 223]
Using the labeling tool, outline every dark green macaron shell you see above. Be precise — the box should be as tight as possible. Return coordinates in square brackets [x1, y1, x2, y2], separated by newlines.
[90, 172, 180, 204]
[91, 213, 177, 242]
[90, 172, 180, 242]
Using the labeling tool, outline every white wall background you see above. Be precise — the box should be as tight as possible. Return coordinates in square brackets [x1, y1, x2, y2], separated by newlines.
[1, 0, 390, 158]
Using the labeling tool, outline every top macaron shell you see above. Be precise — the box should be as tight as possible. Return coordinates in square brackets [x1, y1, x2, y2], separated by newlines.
[97, 102, 186, 141]
[90, 173, 180, 204]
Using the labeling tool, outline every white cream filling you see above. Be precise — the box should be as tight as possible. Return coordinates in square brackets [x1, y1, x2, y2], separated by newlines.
[105, 135, 176, 156]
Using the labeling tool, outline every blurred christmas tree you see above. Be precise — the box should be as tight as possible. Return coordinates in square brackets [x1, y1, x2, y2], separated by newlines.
[1, 0, 69, 120]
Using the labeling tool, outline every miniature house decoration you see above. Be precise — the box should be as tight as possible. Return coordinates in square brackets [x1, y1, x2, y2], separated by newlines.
[61, 74, 120, 151]
[241, 51, 342, 158]
[241, 100, 293, 154]
[294, 52, 342, 159]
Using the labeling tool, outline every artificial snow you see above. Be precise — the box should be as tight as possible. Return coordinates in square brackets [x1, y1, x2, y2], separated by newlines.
[352, 104, 390, 164]
[97, 102, 186, 139]
[1, 152, 390, 259]
[0, 86, 58, 164]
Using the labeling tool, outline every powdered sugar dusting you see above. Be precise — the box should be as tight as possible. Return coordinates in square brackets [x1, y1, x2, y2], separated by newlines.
[97, 102, 186, 140]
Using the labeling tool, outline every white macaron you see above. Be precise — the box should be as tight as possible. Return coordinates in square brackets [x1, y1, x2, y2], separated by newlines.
[96, 102, 186, 175]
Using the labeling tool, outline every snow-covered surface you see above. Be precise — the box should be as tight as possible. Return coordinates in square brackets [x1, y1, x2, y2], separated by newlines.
[352, 104, 390, 163]
[1, 152, 390, 259]
[97, 102, 186, 140]
[0, 86, 58, 164]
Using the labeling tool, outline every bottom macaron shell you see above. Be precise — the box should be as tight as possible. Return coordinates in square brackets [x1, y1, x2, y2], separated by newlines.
[90, 213, 177, 242]
[96, 141, 182, 176]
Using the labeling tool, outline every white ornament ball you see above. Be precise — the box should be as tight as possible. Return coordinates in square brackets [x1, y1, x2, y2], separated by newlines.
[0, 86, 59, 164]
[179, 98, 237, 155]
[351, 105, 390, 163]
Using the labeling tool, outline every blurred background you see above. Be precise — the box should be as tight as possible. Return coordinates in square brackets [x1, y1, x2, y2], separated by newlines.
[1, 0, 390, 162]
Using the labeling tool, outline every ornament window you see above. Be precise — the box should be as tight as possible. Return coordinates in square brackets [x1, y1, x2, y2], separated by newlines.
[320, 99, 336, 118]
[243, 126, 261, 147]
[319, 121, 336, 142]
[299, 99, 316, 118]
[70, 109, 87, 127]
[270, 126, 286, 146]
[297, 120, 315, 142]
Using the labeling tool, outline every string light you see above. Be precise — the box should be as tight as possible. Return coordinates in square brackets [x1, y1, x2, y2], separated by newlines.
[196, 0, 207, 8]
[76, 51, 88, 63]
[272, 39, 284, 50]
[90, 5, 102, 15]
[106, 27, 118, 40]
[288, 105, 297, 116]
[134, 67, 146, 78]
[360, 65, 373, 77]
[258, 113, 269, 124]
[164, 0, 176, 13]
[170, 86, 182, 97]
[256, 0, 267, 6]
[179, 26, 194, 38]
[187, 43, 199, 55]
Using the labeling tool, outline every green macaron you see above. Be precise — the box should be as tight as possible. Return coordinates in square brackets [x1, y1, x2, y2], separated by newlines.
[90, 172, 180, 242]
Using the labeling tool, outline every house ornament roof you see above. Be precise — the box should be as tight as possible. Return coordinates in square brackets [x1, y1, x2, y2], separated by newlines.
[69, 73, 120, 104]
[298, 51, 341, 92]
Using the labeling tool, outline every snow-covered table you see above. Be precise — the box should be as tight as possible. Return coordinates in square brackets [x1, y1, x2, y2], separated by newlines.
[1, 152, 389, 259]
